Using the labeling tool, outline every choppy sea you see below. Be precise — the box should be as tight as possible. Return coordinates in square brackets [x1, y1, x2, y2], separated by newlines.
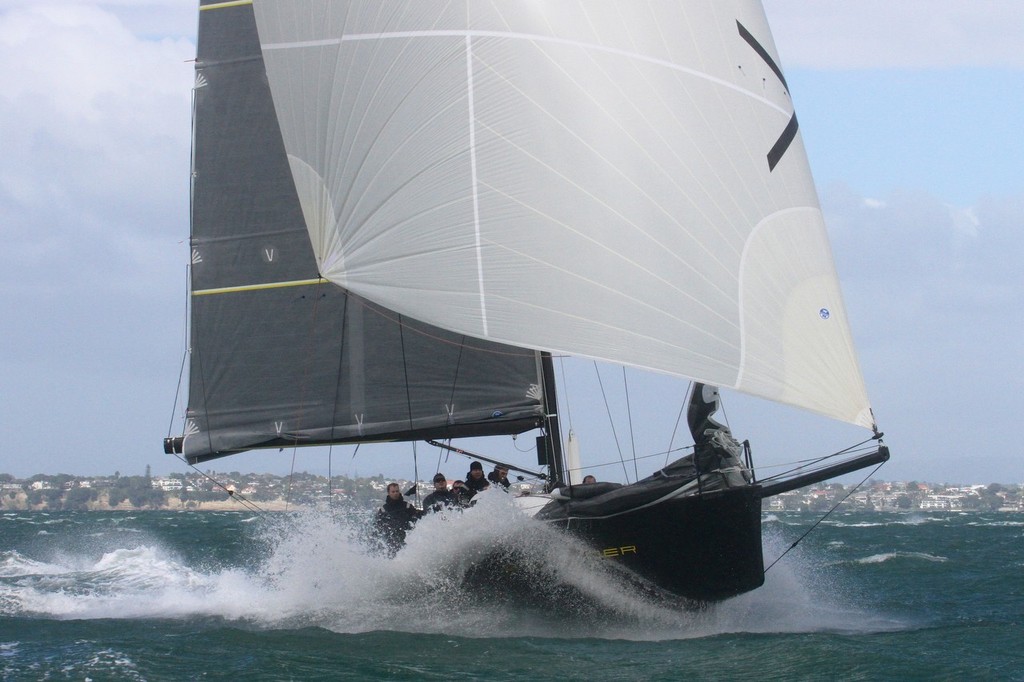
[2, 493, 1022, 680]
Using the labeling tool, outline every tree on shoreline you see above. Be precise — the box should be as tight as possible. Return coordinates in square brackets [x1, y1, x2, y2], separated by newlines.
[108, 476, 165, 509]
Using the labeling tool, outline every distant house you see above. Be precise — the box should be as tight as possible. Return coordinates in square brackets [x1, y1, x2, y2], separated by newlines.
[920, 494, 965, 510]
[151, 478, 184, 491]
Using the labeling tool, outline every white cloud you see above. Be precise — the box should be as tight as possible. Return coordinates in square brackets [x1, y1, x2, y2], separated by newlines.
[0, 2, 195, 474]
[764, 1, 1024, 69]
[0, 3, 194, 294]
[0, 2, 1019, 485]
[818, 185, 1023, 481]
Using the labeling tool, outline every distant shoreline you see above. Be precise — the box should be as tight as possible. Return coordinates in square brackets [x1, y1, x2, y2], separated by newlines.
[3, 473, 1021, 513]
[0, 490, 299, 512]
[0, 471, 392, 513]
[3, 490, 1023, 514]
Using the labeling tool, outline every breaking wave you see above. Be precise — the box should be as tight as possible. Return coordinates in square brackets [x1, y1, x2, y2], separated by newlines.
[854, 552, 949, 564]
[1, 494, 901, 639]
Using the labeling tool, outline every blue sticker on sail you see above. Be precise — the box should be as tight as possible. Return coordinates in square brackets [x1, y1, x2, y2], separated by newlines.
[819, 308, 831, 320]
[492, 410, 504, 418]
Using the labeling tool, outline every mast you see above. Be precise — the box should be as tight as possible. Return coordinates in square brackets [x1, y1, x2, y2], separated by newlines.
[539, 352, 567, 488]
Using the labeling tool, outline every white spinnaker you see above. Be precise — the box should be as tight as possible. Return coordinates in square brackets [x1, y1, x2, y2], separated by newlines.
[252, 0, 873, 429]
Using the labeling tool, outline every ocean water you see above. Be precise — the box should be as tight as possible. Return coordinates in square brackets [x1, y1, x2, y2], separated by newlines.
[2, 495, 1022, 680]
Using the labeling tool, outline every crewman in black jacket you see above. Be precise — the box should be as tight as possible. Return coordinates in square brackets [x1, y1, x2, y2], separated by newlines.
[422, 473, 460, 513]
[374, 482, 421, 556]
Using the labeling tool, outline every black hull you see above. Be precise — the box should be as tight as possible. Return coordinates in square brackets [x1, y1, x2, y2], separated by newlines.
[422, 448, 885, 605]
[550, 485, 765, 603]
[525, 446, 889, 603]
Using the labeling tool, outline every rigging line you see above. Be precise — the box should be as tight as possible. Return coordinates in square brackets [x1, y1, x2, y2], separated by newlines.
[593, 362, 631, 483]
[412, 442, 420, 504]
[285, 448, 298, 514]
[584, 445, 693, 472]
[327, 445, 333, 510]
[349, 442, 361, 475]
[446, 337, 467, 434]
[286, 279, 329, 512]
[664, 381, 693, 467]
[328, 288, 350, 445]
[718, 388, 733, 432]
[167, 263, 190, 440]
[433, 440, 446, 477]
[557, 355, 574, 433]
[397, 317, 421, 505]
[167, 348, 188, 438]
[755, 447, 876, 477]
[622, 367, 639, 481]
[756, 454, 875, 485]
[763, 460, 887, 574]
[327, 288, 352, 512]
[757, 439, 879, 483]
[767, 439, 876, 466]
[326, 291, 349, 515]
[168, 451, 266, 515]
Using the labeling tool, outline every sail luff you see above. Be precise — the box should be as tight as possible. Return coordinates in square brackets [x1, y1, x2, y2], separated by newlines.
[252, 0, 873, 429]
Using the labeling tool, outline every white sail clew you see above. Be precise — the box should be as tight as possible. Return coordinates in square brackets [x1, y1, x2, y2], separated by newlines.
[252, 1, 874, 430]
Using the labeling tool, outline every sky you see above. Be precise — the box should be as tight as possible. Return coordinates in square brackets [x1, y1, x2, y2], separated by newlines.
[1, 1, 1021, 486]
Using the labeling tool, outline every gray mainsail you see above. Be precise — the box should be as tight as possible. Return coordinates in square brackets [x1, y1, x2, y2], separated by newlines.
[173, 1, 545, 464]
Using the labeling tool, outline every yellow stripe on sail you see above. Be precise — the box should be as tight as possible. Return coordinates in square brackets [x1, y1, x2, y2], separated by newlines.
[200, 0, 253, 11]
[192, 278, 329, 297]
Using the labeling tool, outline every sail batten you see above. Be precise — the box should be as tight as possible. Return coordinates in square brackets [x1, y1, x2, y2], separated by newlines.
[251, 0, 872, 428]
[192, 277, 328, 297]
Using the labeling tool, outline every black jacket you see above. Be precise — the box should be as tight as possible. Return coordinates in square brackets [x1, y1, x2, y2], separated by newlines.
[422, 488, 459, 513]
[374, 496, 420, 555]
[487, 471, 511, 489]
[464, 472, 490, 496]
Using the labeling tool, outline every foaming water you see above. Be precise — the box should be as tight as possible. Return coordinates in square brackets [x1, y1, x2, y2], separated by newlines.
[855, 552, 948, 564]
[0, 498, 899, 640]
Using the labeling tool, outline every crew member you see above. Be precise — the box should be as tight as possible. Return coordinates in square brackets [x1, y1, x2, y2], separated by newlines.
[374, 482, 421, 556]
[487, 465, 511, 490]
[422, 473, 458, 513]
[464, 461, 490, 497]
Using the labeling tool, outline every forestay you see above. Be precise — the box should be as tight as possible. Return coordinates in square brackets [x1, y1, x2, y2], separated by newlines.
[252, 0, 874, 429]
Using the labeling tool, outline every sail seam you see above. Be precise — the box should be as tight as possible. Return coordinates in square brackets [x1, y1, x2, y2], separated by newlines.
[465, 35, 489, 337]
[192, 277, 329, 296]
[261, 30, 788, 117]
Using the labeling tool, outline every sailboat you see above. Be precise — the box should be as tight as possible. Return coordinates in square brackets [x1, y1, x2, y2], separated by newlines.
[165, 0, 889, 604]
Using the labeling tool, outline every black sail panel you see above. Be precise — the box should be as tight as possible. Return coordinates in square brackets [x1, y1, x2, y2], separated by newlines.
[182, 1, 543, 463]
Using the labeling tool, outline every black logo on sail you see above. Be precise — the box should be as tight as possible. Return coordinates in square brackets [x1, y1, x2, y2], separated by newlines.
[737, 21, 798, 171]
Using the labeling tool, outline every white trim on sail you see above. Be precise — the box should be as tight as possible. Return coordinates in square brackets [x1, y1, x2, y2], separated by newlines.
[465, 35, 488, 337]
[260, 29, 791, 119]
